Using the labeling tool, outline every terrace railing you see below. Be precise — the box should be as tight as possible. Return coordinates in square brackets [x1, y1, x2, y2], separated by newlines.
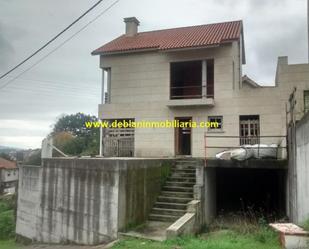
[170, 85, 214, 99]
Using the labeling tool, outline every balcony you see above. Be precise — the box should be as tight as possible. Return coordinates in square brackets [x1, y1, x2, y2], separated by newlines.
[167, 85, 215, 107]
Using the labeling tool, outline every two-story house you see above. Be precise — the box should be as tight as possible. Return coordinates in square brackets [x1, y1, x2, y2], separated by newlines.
[0, 157, 18, 194]
[92, 17, 309, 159]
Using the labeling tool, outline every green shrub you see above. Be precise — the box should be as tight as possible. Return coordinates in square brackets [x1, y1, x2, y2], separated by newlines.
[0, 202, 11, 213]
[160, 162, 171, 186]
[0, 210, 15, 239]
[302, 218, 309, 231]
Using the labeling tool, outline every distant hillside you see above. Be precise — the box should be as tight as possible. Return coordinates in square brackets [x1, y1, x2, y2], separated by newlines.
[0, 146, 22, 153]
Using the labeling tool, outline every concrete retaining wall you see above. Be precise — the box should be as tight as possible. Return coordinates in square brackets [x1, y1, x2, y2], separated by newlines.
[295, 112, 309, 223]
[16, 158, 173, 245]
[16, 165, 42, 240]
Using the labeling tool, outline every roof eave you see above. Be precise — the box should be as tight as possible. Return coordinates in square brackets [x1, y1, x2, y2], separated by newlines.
[242, 75, 261, 88]
[159, 44, 221, 53]
[91, 47, 159, 56]
[92, 42, 238, 56]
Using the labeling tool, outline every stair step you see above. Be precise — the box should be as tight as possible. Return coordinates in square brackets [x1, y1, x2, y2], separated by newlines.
[165, 181, 195, 187]
[151, 207, 186, 216]
[175, 160, 197, 163]
[173, 165, 196, 169]
[163, 186, 193, 193]
[157, 196, 192, 204]
[172, 168, 196, 173]
[161, 191, 194, 198]
[154, 202, 187, 210]
[171, 173, 196, 178]
[168, 176, 196, 183]
[149, 213, 180, 222]
[172, 172, 195, 176]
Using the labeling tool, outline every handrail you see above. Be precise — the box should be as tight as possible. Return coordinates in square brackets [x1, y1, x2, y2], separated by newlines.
[206, 135, 286, 138]
[204, 134, 287, 160]
[171, 85, 214, 99]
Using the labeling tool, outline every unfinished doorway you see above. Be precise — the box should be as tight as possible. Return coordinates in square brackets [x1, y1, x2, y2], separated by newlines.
[170, 59, 215, 99]
[103, 119, 134, 157]
[216, 168, 286, 217]
[175, 117, 192, 156]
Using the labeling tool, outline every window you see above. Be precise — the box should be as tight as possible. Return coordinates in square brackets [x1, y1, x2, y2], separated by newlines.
[208, 116, 223, 131]
[170, 59, 214, 99]
[239, 115, 260, 145]
[304, 90, 309, 113]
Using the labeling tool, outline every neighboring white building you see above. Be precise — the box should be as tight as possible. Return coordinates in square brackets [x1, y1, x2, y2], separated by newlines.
[0, 157, 18, 194]
[92, 17, 309, 158]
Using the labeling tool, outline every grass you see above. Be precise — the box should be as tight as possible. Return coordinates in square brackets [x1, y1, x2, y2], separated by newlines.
[302, 218, 309, 231]
[112, 226, 280, 249]
[0, 210, 15, 239]
[0, 196, 16, 241]
[112, 231, 280, 249]
[113, 213, 281, 249]
[0, 240, 19, 249]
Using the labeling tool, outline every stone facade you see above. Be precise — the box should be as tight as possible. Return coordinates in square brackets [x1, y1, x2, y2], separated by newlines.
[98, 39, 309, 158]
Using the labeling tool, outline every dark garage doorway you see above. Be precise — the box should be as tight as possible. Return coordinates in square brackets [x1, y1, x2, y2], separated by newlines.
[216, 168, 286, 217]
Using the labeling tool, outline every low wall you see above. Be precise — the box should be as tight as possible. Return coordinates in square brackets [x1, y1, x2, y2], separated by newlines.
[295, 112, 309, 223]
[16, 165, 42, 240]
[16, 158, 173, 245]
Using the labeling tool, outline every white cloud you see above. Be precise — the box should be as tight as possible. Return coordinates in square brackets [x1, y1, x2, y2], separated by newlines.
[0, 136, 44, 149]
[0, 0, 308, 148]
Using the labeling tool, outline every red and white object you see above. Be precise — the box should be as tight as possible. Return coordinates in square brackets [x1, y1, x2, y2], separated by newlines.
[270, 223, 309, 249]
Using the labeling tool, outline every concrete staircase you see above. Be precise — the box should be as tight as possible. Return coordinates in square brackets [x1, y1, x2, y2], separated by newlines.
[149, 160, 196, 222]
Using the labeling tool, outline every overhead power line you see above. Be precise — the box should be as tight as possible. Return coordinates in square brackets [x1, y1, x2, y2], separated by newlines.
[0, 0, 119, 91]
[0, 0, 104, 80]
[5, 76, 99, 92]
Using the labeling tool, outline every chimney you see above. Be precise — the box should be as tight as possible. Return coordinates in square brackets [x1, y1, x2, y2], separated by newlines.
[124, 17, 140, 36]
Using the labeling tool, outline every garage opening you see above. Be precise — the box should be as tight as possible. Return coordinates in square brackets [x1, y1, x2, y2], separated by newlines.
[216, 168, 286, 217]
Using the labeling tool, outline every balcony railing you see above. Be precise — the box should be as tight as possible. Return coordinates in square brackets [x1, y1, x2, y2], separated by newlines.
[204, 135, 287, 160]
[170, 85, 214, 100]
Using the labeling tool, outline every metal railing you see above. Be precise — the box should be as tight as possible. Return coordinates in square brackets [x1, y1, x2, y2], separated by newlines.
[204, 134, 287, 160]
[170, 85, 214, 99]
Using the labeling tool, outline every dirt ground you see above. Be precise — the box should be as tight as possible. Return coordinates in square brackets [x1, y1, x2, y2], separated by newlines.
[22, 245, 107, 249]
[20, 241, 114, 249]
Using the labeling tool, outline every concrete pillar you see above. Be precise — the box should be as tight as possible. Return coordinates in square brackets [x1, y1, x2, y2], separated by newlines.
[99, 124, 103, 156]
[202, 60, 207, 98]
[106, 68, 111, 104]
[101, 69, 105, 105]
[41, 137, 53, 158]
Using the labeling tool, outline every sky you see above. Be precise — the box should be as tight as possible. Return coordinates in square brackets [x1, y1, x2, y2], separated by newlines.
[0, 0, 308, 149]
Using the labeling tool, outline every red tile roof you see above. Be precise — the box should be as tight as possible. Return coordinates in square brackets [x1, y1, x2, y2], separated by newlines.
[0, 157, 17, 169]
[92, 20, 243, 55]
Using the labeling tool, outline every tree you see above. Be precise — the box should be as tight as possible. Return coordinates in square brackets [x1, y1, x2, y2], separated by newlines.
[52, 113, 99, 156]
[53, 112, 98, 137]
[0, 153, 12, 161]
[24, 150, 41, 165]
